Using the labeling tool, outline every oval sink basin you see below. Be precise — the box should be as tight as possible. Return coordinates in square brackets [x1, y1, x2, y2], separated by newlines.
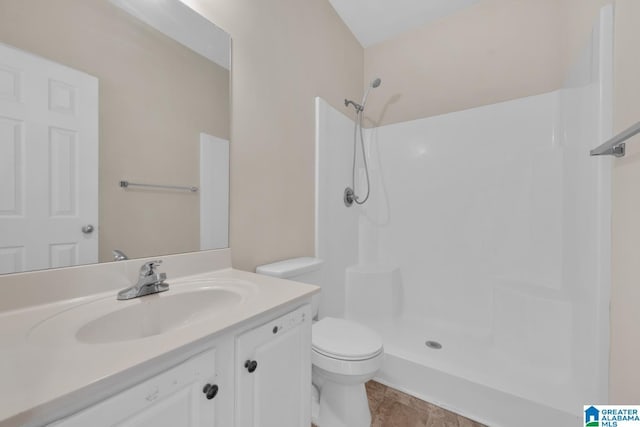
[28, 279, 257, 345]
[77, 288, 241, 344]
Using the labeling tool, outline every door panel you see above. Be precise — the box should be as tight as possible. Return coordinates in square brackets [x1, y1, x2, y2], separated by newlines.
[0, 116, 23, 215]
[0, 43, 98, 273]
[236, 305, 312, 427]
[49, 127, 77, 217]
[0, 246, 24, 273]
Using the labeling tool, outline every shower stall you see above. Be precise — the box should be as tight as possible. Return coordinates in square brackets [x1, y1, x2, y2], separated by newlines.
[314, 6, 612, 427]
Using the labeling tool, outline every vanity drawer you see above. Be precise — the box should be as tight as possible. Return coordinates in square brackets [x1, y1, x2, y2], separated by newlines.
[49, 348, 219, 427]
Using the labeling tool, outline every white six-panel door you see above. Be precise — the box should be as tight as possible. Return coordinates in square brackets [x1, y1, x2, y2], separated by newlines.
[0, 42, 98, 274]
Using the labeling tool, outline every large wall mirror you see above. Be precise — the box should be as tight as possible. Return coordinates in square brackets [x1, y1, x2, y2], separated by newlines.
[0, 0, 230, 275]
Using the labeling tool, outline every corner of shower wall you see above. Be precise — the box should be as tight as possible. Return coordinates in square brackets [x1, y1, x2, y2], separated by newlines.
[593, 3, 613, 404]
[315, 96, 401, 322]
[559, 4, 613, 404]
[314, 96, 359, 319]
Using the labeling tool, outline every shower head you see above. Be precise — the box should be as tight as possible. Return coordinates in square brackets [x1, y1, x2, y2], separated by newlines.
[344, 78, 382, 113]
[361, 77, 382, 111]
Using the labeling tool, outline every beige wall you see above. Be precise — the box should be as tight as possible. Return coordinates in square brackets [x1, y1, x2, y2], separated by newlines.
[182, 0, 364, 271]
[363, 0, 565, 126]
[562, 0, 612, 70]
[0, 0, 230, 263]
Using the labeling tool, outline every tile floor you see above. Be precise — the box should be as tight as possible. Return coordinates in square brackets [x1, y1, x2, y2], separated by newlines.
[366, 381, 486, 427]
[313, 380, 486, 427]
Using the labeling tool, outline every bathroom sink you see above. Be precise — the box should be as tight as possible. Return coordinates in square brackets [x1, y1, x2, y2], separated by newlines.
[28, 279, 256, 345]
[77, 288, 242, 343]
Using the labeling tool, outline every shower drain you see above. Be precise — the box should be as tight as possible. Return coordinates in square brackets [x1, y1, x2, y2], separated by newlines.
[425, 340, 442, 350]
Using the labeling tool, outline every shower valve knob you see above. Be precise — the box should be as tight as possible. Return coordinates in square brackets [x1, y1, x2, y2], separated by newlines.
[244, 360, 258, 373]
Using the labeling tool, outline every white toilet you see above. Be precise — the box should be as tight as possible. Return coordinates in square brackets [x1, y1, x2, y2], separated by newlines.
[256, 257, 384, 427]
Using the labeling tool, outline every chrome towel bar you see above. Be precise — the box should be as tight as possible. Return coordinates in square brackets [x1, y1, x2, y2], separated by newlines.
[590, 121, 640, 157]
[119, 180, 199, 193]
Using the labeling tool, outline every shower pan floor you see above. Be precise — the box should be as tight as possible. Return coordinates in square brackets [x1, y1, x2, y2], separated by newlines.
[364, 316, 582, 427]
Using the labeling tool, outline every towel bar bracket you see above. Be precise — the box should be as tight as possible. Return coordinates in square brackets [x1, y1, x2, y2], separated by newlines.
[590, 120, 640, 157]
[591, 143, 625, 158]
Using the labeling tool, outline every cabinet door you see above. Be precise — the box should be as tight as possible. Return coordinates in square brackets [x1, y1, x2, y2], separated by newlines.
[50, 348, 219, 427]
[236, 304, 312, 427]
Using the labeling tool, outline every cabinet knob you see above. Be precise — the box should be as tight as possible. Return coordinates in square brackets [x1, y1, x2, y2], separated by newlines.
[244, 359, 258, 373]
[203, 383, 219, 400]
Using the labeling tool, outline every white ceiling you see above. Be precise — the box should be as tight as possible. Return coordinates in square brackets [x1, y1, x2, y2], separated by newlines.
[328, 0, 482, 48]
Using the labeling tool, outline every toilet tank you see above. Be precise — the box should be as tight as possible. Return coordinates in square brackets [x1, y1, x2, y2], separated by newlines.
[256, 257, 324, 317]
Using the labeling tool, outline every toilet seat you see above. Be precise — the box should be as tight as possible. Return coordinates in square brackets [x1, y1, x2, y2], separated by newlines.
[311, 317, 384, 376]
[311, 317, 382, 361]
[312, 317, 383, 361]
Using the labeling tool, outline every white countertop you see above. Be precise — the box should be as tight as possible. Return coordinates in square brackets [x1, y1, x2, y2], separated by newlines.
[0, 267, 318, 427]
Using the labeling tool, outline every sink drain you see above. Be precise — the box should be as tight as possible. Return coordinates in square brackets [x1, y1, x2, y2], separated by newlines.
[425, 340, 442, 350]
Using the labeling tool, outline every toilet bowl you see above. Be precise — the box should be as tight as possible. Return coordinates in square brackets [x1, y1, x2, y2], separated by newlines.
[256, 257, 384, 427]
[312, 317, 383, 427]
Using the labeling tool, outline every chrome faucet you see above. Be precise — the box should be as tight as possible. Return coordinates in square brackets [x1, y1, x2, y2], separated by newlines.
[112, 249, 129, 261]
[117, 260, 169, 300]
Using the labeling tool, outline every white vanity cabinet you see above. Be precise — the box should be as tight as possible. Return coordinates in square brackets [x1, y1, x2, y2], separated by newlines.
[45, 303, 311, 427]
[235, 305, 312, 427]
[49, 348, 222, 427]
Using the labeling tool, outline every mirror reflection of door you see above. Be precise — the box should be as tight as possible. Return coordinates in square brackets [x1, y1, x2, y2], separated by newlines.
[0, 43, 98, 274]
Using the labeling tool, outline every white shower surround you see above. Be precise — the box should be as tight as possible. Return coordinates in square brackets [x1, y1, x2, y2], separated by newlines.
[315, 6, 612, 427]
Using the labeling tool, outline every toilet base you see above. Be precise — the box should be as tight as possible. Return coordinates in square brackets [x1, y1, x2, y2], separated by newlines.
[313, 368, 373, 427]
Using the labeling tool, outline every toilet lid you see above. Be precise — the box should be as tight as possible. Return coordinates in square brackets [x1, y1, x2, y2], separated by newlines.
[312, 317, 383, 360]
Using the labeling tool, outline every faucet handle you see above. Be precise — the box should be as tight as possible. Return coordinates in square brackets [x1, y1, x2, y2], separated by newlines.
[140, 260, 163, 276]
